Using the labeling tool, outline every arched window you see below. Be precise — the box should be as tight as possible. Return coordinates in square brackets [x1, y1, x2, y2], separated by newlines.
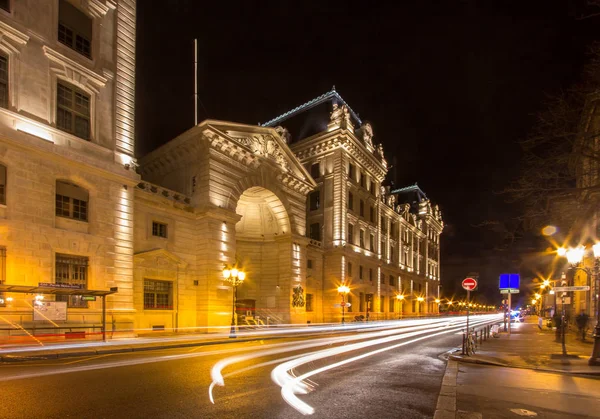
[55, 180, 88, 221]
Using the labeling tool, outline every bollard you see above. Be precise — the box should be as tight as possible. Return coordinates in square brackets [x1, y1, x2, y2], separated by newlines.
[462, 331, 466, 355]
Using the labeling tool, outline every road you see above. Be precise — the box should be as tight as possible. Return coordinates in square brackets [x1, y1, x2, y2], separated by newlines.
[0, 316, 499, 419]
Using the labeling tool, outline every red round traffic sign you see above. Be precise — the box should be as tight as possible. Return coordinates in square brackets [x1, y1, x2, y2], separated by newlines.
[462, 277, 477, 291]
[340, 301, 346, 307]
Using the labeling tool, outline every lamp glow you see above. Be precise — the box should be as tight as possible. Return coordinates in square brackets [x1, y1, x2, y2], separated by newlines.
[566, 246, 585, 265]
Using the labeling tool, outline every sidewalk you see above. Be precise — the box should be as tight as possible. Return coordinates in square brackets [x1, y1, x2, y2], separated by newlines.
[449, 316, 600, 375]
[435, 316, 600, 419]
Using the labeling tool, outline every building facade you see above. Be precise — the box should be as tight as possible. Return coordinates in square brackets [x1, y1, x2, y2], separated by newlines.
[0, 1, 443, 337]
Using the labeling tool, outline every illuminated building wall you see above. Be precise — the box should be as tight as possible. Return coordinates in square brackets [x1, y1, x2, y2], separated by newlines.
[0, 1, 139, 332]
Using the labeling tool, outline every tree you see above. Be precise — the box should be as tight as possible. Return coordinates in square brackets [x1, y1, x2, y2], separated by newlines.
[507, 42, 600, 237]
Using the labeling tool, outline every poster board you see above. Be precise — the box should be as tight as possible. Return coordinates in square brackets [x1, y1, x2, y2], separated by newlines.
[33, 301, 67, 321]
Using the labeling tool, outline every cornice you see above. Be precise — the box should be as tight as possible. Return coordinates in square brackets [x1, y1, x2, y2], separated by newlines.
[43, 46, 108, 92]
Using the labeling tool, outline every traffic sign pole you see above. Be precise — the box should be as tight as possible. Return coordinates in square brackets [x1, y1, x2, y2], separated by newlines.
[508, 292, 512, 335]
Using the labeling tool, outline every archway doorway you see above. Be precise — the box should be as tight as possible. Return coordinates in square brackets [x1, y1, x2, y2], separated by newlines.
[234, 186, 291, 324]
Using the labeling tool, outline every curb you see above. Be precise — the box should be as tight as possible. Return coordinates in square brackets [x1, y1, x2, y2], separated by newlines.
[448, 354, 600, 376]
[0, 334, 287, 362]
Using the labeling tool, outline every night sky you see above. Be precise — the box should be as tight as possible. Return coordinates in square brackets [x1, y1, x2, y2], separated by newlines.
[135, 1, 599, 302]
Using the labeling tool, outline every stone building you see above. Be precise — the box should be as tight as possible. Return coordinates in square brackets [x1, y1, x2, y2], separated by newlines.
[0, 1, 442, 337]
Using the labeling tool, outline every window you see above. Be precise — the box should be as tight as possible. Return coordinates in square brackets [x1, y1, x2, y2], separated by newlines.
[359, 200, 364, 217]
[348, 262, 353, 277]
[370, 206, 374, 223]
[56, 181, 88, 221]
[359, 229, 365, 247]
[0, 0, 9, 12]
[306, 293, 314, 312]
[360, 172, 365, 188]
[309, 223, 321, 241]
[144, 279, 173, 310]
[307, 259, 313, 269]
[380, 297, 385, 313]
[58, 0, 92, 58]
[381, 216, 387, 233]
[55, 254, 88, 308]
[369, 234, 374, 251]
[309, 191, 320, 211]
[0, 164, 5, 205]
[371, 181, 376, 196]
[347, 294, 353, 312]
[0, 247, 5, 307]
[310, 163, 320, 179]
[359, 265, 363, 280]
[389, 296, 395, 312]
[57, 82, 91, 139]
[389, 275, 395, 286]
[347, 224, 354, 244]
[381, 241, 385, 259]
[152, 221, 168, 238]
[348, 192, 353, 210]
[348, 163, 355, 181]
[390, 246, 394, 262]
[0, 54, 7, 109]
[369, 268, 373, 282]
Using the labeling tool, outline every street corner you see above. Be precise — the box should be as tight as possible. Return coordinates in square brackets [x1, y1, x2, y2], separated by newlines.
[448, 353, 508, 367]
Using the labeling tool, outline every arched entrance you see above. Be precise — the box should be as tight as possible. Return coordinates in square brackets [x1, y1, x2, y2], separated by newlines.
[234, 186, 292, 324]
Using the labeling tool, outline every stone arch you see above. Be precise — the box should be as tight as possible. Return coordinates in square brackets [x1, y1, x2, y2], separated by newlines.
[235, 186, 291, 238]
[229, 169, 301, 236]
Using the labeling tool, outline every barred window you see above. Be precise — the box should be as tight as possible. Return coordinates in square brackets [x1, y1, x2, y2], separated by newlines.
[359, 229, 364, 247]
[58, 0, 91, 58]
[309, 223, 320, 241]
[0, 54, 7, 109]
[309, 191, 320, 211]
[56, 181, 88, 221]
[0, 247, 5, 307]
[0, 164, 5, 205]
[310, 163, 320, 179]
[55, 254, 88, 308]
[306, 293, 313, 312]
[144, 279, 173, 310]
[57, 82, 90, 140]
[152, 221, 167, 238]
[347, 224, 354, 244]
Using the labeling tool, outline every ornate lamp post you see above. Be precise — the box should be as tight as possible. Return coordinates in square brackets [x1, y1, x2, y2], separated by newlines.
[417, 296, 424, 315]
[337, 285, 350, 324]
[222, 266, 246, 338]
[396, 294, 405, 319]
[589, 243, 600, 365]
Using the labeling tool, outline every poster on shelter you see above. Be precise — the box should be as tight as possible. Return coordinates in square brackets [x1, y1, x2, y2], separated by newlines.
[33, 301, 67, 321]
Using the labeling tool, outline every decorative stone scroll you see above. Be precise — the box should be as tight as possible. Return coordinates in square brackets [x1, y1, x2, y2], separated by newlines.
[232, 133, 291, 172]
[292, 285, 305, 308]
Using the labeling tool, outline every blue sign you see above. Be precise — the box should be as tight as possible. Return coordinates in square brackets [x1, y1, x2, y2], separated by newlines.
[499, 274, 520, 289]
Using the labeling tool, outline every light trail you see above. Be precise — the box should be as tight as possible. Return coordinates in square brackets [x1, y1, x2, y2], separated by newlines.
[273, 315, 500, 415]
[208, 314, 501, 412]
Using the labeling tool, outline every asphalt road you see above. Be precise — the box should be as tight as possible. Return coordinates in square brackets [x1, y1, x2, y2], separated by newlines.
[0, 318, 492, 419]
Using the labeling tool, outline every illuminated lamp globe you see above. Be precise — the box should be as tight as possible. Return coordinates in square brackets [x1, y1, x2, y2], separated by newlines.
[566, 246, 585, 265]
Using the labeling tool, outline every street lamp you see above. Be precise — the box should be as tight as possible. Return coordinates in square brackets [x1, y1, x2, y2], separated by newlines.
[223, 266, 246, 338]
[590, 243, 600, 366]
[396, 294, 405, 319]
[337, 285, 350, 324]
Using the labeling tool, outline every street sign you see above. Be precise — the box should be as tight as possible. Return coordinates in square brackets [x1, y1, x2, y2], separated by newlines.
[462, 277, 478, 291]
[82, 296, 96, 301]
[499, 274, 520, 290]
[500, 289, 520, 294]
[553, 286, 590, 292]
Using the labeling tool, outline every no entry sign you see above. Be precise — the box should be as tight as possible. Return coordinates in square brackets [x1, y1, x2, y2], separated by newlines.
[462, 277, 478, 291]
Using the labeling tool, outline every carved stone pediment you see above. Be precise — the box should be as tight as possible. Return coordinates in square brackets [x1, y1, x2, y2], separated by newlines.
[227, 132, 292, 172]
[134, 248, 188, 269]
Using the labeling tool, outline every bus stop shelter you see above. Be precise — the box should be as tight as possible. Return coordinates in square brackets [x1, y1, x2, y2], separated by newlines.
[0, 284, 118, 341]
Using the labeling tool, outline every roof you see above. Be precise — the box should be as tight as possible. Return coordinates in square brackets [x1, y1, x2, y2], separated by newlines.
[261, 86, 362, 128]
[0, 284, 118, 296]
[391, 183, 428, 201]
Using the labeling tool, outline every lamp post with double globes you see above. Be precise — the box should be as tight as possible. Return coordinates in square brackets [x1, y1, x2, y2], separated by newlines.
[561, 244, 600, 365]
[337, 285, 350, 324]
[222, 266, 246, 338]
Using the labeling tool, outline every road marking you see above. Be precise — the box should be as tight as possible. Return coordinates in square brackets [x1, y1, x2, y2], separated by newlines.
[62, 354, 113, 365]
